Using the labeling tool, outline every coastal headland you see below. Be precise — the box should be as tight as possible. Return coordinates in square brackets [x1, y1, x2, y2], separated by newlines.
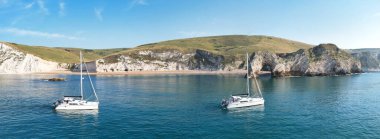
[1, 35, 378, 76]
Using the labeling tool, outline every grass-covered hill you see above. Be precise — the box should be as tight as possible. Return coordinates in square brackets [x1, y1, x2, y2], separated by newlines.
[119, 35, 312, 56]
[4, 42, 128, 63]
[3, 35, 313, 63]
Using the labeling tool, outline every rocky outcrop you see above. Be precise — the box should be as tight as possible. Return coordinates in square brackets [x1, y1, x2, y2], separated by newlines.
[188, 49, 225, 70]
[96, 49, 229, 72]
[250, 44, 362, 77]
[96, 50, 193, 72]
[348, 49, 380, 71]
[0, 43, 63, 73]
[96, 44, 362, 77]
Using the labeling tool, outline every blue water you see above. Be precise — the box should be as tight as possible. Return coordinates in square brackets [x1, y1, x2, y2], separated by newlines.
[1, 73, 380, 138]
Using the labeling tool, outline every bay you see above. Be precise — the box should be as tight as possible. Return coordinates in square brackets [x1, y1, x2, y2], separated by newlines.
[0, 73, 379, 138]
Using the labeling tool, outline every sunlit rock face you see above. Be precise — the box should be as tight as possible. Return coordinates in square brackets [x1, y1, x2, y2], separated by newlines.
[348, 49, 380, 72]
[0, 42, 362, 76]
[95, 44, 362, 77]
[95, 49, 226, 72]
[0, 43, 63, 73]
[250, 44, 362, 77]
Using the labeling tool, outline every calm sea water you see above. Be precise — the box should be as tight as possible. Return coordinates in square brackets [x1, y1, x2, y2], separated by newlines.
[1, 73, 380, 138]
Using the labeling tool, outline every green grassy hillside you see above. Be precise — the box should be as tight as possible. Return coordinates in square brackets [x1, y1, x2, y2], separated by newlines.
[116, 35, 312, 58]
[3, 35, 312, 63]
[4, 42, 128, 63]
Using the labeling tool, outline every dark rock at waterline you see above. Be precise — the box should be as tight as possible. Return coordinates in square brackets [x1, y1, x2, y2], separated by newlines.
[47, 78, 65, 81]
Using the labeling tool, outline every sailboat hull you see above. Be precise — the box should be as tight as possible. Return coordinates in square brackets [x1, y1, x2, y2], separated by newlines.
[224, 97, 264, 109]
[53, 51, 100, 110]
[54, 99, 99, 110]
[221, 52, 265, 109]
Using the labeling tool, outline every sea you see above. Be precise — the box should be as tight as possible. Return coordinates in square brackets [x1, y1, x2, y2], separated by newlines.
[1, 73, 380, 138]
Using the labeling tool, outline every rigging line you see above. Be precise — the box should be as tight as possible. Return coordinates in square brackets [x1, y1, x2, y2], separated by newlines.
[80, 51, 83, 100]
[249, 51, 263, 98]
[246, 52, 250, 97]
[84, 61, 99, 102]
[252, 70, 263, 98]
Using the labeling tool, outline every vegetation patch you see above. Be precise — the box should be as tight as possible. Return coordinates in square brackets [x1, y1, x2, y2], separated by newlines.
[5, 42, 127, 63]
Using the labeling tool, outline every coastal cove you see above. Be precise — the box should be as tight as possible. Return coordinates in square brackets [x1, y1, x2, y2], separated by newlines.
[1, 73, 380, 138]
[2, 0, 380, 138]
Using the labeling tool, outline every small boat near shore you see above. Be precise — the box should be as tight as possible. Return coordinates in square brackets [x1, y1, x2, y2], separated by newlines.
[53, 51, 99, 110]
[221, 53, 264, 109]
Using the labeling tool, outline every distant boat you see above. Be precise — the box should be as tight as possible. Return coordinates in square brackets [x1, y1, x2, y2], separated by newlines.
[221, 53, 264, 109]
[54, 51, 99, 110]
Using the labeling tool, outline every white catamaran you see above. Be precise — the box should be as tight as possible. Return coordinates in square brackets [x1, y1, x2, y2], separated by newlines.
[221, 53, 264, 109]
[54, 51, 99, 110]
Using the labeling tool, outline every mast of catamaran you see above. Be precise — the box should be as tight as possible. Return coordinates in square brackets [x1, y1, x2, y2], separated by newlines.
[80, 51, 84, 100]
[246, 53, 250, 96]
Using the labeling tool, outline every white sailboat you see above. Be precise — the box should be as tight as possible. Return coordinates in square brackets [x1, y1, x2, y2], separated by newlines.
[54, 51, 99, 110]
[221, 53, 264, 109]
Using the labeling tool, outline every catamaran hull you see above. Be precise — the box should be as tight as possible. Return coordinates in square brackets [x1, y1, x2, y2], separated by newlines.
[226, 99, 264, 109]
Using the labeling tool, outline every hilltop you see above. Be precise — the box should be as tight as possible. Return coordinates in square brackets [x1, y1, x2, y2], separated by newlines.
[2, 35, 311, 64]
[116, 35, 312, 56]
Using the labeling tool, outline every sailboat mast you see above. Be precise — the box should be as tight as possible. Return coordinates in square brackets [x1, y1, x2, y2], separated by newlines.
[80, 51, 83, 100]
[246, 53, 250, 96]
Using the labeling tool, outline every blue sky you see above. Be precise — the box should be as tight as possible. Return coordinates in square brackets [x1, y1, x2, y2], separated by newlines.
[0, 0, 380, 49]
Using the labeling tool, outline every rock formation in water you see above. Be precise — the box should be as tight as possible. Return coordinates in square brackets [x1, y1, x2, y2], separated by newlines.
[250, 44, 362, 77]
[347, 49, 380, 71]
[0, 43, 64, 73]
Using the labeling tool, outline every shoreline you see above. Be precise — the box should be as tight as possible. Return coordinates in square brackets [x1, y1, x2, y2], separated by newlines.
[6, 70, 367, 76]
[32, 70, 252, 76]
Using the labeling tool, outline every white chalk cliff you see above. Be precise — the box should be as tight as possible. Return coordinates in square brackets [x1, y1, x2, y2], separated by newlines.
[250, 44, 362, 77]
[0, 43, 62, 73]
[96, 44, 362, 77]
[0, 42, 363, 77]
[96, 51, 194, 72]
[95, 49, 231, 72]
[348, 49, 380, 71]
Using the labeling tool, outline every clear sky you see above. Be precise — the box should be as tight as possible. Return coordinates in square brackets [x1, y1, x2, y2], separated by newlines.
[0, 0, 380, 49]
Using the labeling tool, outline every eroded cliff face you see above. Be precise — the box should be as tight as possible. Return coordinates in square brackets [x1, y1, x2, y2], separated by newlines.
[96, 44, 361, 77]
[348, 49, 380, 71]
[0, 43, 63, 73]
[0, 41, 362, 76]
[95, 49, 227, 72]
[250, 44, 362, 77]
